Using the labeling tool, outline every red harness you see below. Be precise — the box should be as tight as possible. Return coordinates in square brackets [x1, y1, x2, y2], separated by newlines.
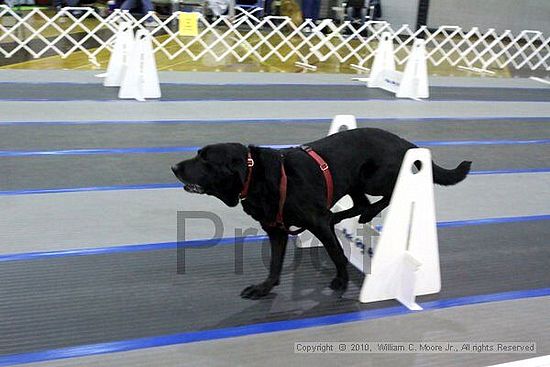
[239, 146, 334, 232]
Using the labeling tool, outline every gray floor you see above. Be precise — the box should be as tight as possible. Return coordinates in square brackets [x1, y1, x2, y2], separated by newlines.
[1, 70, 549, 89]
[0, 220, 549, 356]
[2, 100, 550, 123]
[2, 118, 550, 150]
[2, 83, 550, 102]
[21, 296, 549, 367]
[0, 71, 549, 367]
[1, 145, 548, 191]
[1, 173, 549, 254]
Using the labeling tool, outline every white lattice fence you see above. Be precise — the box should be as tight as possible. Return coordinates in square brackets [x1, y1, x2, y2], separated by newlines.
[1, 5, 549, 71]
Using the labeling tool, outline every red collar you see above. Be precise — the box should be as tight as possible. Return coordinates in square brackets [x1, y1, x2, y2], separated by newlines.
[238, 150, 287, 228]
[239, 152, 254, 200]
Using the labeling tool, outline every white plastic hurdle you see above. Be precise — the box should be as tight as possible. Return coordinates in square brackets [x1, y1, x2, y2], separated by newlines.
[355, 32, 429, 100]
[294, 116, 441, 310]
[118, 29, 161, 101]
[97, 25, 161, 101]
[97, 22, 134, 87]
[360, 148, 440, 310]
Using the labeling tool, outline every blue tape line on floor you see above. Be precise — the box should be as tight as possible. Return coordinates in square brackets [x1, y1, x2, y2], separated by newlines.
[0, 287, 548, 367]
[2, 97, 550, 103]
[0, 235, 268, 262]
[0, 214, 548, 263]
[0, 183, 182, 195]
[468, 168, 550, 175]
[1, 116, 549, 126]
[1, 139, 549, 157]
[0, 167, 549, 196]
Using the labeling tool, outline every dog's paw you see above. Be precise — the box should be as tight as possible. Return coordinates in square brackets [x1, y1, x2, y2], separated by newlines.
[329, 277, 348, 291]
[240, 282, 272, 299]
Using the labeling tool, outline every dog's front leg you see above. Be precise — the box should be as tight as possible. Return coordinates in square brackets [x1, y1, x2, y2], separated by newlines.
[240, 227, 288, 299]
[310, 217, 349, 293]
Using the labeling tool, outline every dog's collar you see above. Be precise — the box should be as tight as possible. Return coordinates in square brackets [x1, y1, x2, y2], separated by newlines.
[239, 151, 254, 200]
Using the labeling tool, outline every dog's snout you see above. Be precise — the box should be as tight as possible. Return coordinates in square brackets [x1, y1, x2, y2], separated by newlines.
[171, 164, 179, 176]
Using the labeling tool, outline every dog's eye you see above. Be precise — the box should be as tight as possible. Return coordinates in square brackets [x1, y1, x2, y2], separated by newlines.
[198, 149, 208, 160]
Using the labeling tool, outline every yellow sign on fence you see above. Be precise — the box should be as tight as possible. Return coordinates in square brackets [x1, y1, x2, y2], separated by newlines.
[179, 12, 199, 37]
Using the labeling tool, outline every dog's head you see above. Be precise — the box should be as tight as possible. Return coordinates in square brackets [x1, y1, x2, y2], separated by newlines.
[171, 143, 249, 207]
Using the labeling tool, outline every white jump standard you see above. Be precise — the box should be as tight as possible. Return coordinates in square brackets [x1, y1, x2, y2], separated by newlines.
[355, 32, 430, 100]
[360, 148, 440, 310]
[98, 24, 161, 101]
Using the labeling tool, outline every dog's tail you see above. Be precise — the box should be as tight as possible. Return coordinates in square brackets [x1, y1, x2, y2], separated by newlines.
[431, 160, 472, 186]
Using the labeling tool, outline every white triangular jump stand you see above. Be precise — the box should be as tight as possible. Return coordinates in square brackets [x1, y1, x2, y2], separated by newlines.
[327, 114, 358, 136]
[97, 22, 134, 87]
[369, 32, 396, 89]
[295, 115, 358, 249]
[396, 39, 429, 99]
[118, 29, 161, 101]
[354, 32, 429, 100]
[359, 148, 440, 310]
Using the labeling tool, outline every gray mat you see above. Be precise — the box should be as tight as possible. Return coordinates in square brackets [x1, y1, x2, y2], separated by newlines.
[3, 101, 550, 124]
[1, 144, 548, 191]
[2, 83, 550, 102]
[1, 118, 549, 151]
[0, 220, 548, 356]
[21, 297, 550, 367]
[2, 70, 549, 89]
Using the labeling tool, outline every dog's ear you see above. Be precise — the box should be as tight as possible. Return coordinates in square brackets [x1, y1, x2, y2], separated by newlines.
[224, 143, 249, 186]
[246, 146, 282, 221]
[251, 147, 281, 195]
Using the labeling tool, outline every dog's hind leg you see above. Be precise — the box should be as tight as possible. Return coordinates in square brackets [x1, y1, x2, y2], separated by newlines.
[358, 195, 390, 223]
[331, 191, 371, 225]
[310, 217, 349, 293]
[240, 227, 288, 299]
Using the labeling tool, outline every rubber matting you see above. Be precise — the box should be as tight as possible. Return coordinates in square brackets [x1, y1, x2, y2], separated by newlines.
[1, 118, 549, 151]
[1, 144, 548, 190]
[0, 220, 548, 356]
[2, 84, 550, 102]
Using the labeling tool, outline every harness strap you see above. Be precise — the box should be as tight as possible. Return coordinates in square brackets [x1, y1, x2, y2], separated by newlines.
[301, 145, 334, 208]
[276, 163, 287, 225]
[240, 147, 334, 234]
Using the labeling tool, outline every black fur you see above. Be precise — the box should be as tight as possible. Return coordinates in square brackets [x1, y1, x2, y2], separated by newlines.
[172, 128, 471, 299]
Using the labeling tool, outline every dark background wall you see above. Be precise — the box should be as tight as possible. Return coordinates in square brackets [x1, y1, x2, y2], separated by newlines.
[317, 0, 549, 35]
[426, 0, 550, 34]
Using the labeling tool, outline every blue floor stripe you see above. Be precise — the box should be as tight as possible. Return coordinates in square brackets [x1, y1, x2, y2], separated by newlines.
[1, 116, 549, 127]
[0, 235, 267, 263]
[435, 214, 550, 228]
[3, 97, 550, 103]
[1, 139, 549, 157]
[0, 183, 182, 196]
[416, 139, 550, 146]
[0, 81, 361, 87]
[1, 81, 548, 91]
[0, 287, 548, 367]
[0, 214, 548, 263]
[0, 168, 548, 196]
[468, 167, 550, 175]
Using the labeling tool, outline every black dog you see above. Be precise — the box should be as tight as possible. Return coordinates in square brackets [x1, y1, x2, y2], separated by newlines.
[171, 128, 471, 299]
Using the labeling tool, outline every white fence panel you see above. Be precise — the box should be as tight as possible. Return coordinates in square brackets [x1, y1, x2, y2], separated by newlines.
[1, 5, 548, 71]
